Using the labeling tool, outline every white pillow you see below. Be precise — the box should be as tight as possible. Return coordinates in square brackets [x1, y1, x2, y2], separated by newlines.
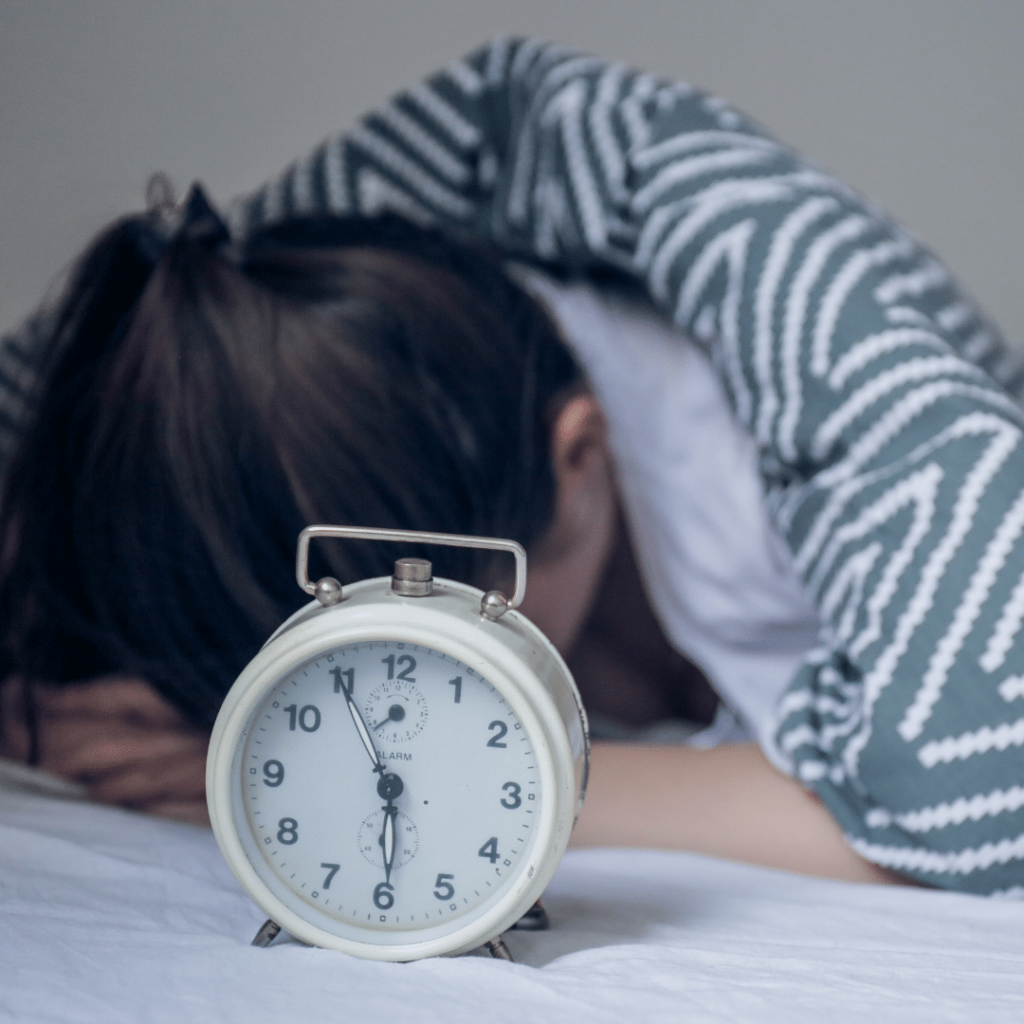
[521, 270, 821, 751]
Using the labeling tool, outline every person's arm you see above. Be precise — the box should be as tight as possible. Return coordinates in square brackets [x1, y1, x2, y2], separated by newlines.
[235, 39, 1024, 893]
[574, 742, 903, 884]
[0, 676, 210, 825]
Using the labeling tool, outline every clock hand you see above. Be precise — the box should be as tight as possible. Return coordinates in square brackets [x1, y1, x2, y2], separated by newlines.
[340, 687, 405, 882]
[380, 805, 397, 883]
[340, 685, 384, 775]
[371, 704, 406, 731]
[375, 772, 404, 884]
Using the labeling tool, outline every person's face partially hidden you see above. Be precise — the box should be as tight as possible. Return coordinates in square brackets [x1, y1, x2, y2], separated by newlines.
[0, 393, 615, 824]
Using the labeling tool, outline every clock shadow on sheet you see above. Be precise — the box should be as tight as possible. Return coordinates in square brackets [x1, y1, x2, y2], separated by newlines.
[496, 885, 716, 968]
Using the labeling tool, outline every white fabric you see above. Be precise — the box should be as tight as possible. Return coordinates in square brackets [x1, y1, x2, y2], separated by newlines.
[4, 770, 1024, 1023]
[522, 271, 821, 752]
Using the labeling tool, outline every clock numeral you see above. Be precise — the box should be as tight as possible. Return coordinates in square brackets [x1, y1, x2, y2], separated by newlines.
[432, 873, 455, 901]
[262, 760, 285, 787]
[373, 882, 395, 910]
[486, 721, 508, 748]
[276, 818, 299, 845]
[500, 782, 522, 809]
[382, 654, 416, 682]
[320, 863, 340, 890]
[478, 837, 500, 864]
[331, 667, 354, 696]
[448, 676, 462, 703]
[284, 704, 321, 732]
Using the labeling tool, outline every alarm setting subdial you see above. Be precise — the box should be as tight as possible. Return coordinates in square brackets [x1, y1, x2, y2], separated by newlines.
[357, 808, 419, 871]
[363, 681, 428, 743]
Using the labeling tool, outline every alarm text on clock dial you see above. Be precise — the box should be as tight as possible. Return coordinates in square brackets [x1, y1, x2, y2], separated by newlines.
[242, 640, 542, 938]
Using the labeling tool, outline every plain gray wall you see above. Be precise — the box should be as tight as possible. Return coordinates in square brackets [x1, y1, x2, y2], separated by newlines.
[2, 0, 1022, 343]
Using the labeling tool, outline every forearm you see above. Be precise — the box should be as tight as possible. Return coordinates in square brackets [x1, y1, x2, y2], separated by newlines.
[0, 676, 210, 826]
[572, 741, 904, 885]
[235, 40, 1024, 892]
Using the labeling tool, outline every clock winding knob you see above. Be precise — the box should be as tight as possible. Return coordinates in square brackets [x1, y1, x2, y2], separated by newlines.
[392, 558, 433, 597]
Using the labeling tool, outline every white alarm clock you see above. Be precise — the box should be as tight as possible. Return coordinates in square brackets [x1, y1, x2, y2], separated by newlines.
[207, 525, 589, 962]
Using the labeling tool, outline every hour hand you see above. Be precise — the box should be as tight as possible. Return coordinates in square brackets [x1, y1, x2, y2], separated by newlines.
[380, 806, 397, 883]
[376, 773, 404, 884]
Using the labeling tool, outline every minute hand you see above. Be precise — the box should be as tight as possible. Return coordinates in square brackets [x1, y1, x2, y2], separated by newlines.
[341, 687, 383, 774]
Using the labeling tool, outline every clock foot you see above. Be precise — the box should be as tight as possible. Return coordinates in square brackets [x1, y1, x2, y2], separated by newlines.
[510, 898, 549, 931]
[483, 936, 514, 962]
[251, 919, 282, 948]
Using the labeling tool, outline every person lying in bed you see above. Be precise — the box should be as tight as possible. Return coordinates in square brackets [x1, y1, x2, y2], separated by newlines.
[2, 38, 1023, 896]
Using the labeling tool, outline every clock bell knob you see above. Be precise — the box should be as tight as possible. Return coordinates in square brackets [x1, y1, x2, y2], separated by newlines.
[313, 576, 343, 606]
[391, 557, 433, 597]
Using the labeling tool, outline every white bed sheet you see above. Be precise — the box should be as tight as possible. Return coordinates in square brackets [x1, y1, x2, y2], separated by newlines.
[3, 772, 1024, 1024]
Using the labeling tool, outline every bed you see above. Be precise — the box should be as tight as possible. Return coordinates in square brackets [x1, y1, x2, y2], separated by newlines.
[3, 761, 1023, 1023]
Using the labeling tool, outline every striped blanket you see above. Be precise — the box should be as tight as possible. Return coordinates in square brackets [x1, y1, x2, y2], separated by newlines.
[5, 38, 1024, 894]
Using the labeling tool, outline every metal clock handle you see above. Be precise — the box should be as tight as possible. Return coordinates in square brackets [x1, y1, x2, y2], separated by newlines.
[294, 525, 528, 620]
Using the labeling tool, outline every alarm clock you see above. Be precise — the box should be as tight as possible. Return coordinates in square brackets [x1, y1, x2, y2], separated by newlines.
[206, 525, 589, 962]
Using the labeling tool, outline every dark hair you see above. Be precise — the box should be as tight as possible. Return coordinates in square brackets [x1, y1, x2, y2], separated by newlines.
[0, 205, 580, 728]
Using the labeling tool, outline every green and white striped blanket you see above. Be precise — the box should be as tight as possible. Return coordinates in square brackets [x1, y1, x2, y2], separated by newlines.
[4, 38, 1023, 894]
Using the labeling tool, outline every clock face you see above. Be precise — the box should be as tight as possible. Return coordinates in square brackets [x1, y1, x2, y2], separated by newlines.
[234, 639, 543, 943]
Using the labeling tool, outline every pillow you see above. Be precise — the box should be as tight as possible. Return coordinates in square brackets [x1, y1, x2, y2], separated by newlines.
[520, 269, 820, 750]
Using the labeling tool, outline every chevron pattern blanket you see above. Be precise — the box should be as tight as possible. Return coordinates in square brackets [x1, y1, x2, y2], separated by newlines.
[4, 38, 1023, 894]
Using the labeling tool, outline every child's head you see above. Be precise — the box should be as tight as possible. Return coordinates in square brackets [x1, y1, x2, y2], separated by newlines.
[0, 192, 583, 727]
